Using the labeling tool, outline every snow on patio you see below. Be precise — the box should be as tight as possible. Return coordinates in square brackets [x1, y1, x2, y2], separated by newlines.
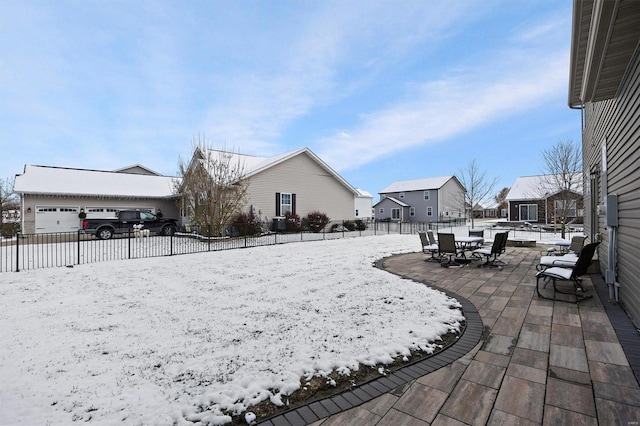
[0, 234, 464, 425]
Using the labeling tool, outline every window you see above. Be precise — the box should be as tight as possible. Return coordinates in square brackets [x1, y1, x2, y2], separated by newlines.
[379, 208, 384, 214]
[409, 207, 415, 217]
[280, 193, 292, 215]
[424, 191, 430, 200]
[427, 207, 433, 216]
[355, 209, 359, 217]
[391, 208, 400, 220]
[399, 192, 405, 199]
[519, 204, 538, 221]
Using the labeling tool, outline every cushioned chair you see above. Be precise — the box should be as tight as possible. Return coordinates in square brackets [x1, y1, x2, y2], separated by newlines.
[536, 253, 579, 271]
[419, 232, 440, 262]
[472, 232, 506, 269]
[543, 235, 587, 256]
[535, 242, 599, 303]
[468, 228, 485, 249]
[438, 233, 464, 267]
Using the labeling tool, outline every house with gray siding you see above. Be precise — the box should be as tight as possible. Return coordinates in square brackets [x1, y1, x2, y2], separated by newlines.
[374, 176, 466, 223]
[568, 0, 640, 326]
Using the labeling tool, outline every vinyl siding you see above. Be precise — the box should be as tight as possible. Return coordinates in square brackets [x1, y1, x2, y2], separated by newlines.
[21, 194, 179, 234]
[245, 152, 355, 221]
[582, 49, 640, 326]
[440, 178, 466, 220]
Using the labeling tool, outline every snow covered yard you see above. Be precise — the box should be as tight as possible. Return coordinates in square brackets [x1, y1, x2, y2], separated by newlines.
[0, 234, 464, 425]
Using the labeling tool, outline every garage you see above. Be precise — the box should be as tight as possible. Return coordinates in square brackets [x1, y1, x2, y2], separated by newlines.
[35, 206, 81, 233]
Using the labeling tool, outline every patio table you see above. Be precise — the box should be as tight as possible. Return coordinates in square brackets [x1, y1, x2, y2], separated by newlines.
[455, 236, 484, 250]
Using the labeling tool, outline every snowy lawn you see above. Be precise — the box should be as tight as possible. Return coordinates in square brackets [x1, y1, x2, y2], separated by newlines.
[0, 234, 464, 425]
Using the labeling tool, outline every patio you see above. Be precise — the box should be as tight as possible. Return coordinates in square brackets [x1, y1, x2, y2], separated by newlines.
[261, 245, 640, 425]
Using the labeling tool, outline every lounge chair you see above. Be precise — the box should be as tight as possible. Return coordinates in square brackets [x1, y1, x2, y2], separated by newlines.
[536, 253, 579, 271]
[419, 232, 440, 262]
[543, 235, 587, 256]
[472, 232, 507, 269]
[438, 233, 465, 268]
[535, 242, 599, 303]
[468, 228, 484, 249]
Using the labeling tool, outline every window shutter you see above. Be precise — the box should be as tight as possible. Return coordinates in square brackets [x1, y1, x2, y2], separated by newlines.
[292, 194, 296, 215]
[275, 193, 281, 216]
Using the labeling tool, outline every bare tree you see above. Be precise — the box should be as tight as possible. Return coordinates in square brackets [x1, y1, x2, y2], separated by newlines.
[494, 187, 510, 218]
[457, 159, 498, 228]
[175, 136, 250, 236]
[540, 139, 582, 238]
[1, 177, 20, 235]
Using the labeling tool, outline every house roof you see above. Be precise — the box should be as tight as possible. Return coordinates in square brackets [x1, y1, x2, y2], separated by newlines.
[13, 165, 179, 198]
[373, 196, 409, 208]
[355, 189, 373, 198]
[505, 174, 583, 201]
[379, 176, 458, 194]
[201, 147, 359, 195]
[112, 164, 162, 176]
[568, 0, 640, 107]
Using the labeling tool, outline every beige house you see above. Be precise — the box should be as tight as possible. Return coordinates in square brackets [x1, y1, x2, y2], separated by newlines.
[183, 147, 361, 226]
[13, 164, 180, 234]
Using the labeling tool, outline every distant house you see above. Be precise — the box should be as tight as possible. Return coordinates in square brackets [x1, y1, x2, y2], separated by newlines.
[568, 1, 640, 325]
[355, 189, 373, 221]
[184, 147, 360, 226]
[505, 175, 583, 224]
[374, 176, 466, 222]
[13, 164, 180, 234]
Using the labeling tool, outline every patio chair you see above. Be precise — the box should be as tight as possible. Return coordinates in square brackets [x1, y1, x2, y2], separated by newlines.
[536, 252, 579, 271]
[468, 228, 484, 248]
[493, 230, 510, 266]
[472, 232, 507, 269]
[535, 242, 599, 303]
[438, 233, 465, 268]
[543, 235, 587, 256]
[419, 232, 440, 262]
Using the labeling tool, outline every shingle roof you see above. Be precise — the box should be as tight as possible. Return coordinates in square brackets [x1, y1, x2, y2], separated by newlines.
[13, 165, 178, 198]
[505, 174, 583, 201]
[379, 176, 455, 194]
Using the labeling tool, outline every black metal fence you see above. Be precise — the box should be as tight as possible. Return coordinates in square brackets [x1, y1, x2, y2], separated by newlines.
[0, 219, 581, 273]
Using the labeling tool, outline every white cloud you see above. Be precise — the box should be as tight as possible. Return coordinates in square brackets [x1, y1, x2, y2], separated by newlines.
[316, 46, 570, 171]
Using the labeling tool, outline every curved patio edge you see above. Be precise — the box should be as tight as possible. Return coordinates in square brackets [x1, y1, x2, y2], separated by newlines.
[258, 256, 484, 426]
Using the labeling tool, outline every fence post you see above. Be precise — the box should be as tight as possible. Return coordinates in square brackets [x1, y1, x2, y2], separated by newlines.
[128, 228, 131, 259]
[77, 230, 81, 265]
[170, 233, 174, 256]
[208, 225, 211, 251]
[15, 232, 20, 272]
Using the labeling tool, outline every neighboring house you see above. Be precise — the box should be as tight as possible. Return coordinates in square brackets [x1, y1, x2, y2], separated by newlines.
[184, 147, 360, 225]
[505, 175, 583, 224]
[482, 202, 502, 219]
[355, 189, 373, 221]
[568, 0, 640, 325]
[374, 176, 466, 222]
[13, 164, 180, 234]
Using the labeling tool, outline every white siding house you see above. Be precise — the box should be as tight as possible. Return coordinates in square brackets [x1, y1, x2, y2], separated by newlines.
[13, 165, 180, 234]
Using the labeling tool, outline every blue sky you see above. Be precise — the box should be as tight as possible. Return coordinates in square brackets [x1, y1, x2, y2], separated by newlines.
[1, 0, 580, 201]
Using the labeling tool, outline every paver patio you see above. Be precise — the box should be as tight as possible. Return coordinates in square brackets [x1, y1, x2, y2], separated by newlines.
[261, 245, 640, 425]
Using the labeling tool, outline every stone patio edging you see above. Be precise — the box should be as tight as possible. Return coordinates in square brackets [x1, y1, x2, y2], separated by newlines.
[258, 257, 484, 426]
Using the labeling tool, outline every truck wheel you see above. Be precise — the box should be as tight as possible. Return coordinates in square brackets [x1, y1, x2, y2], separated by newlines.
[162, 225, 175, 236]
[97, 227, 114, 240]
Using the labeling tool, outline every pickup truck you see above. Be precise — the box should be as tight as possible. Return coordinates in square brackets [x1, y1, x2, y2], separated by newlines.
[81, 210, 177, 239]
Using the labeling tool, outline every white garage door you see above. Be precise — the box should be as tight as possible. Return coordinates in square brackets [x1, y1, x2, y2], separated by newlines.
[35, 206, 81, 233]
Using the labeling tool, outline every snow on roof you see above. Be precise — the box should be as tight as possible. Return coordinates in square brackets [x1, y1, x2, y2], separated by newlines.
[202, 147, 359, 195]
[355, 189, 373, 198]
[380, 176, 454, 194]
[14, 165, 179, 198]
[373, 196, 409, 208]
[505, 174, 583, 201]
